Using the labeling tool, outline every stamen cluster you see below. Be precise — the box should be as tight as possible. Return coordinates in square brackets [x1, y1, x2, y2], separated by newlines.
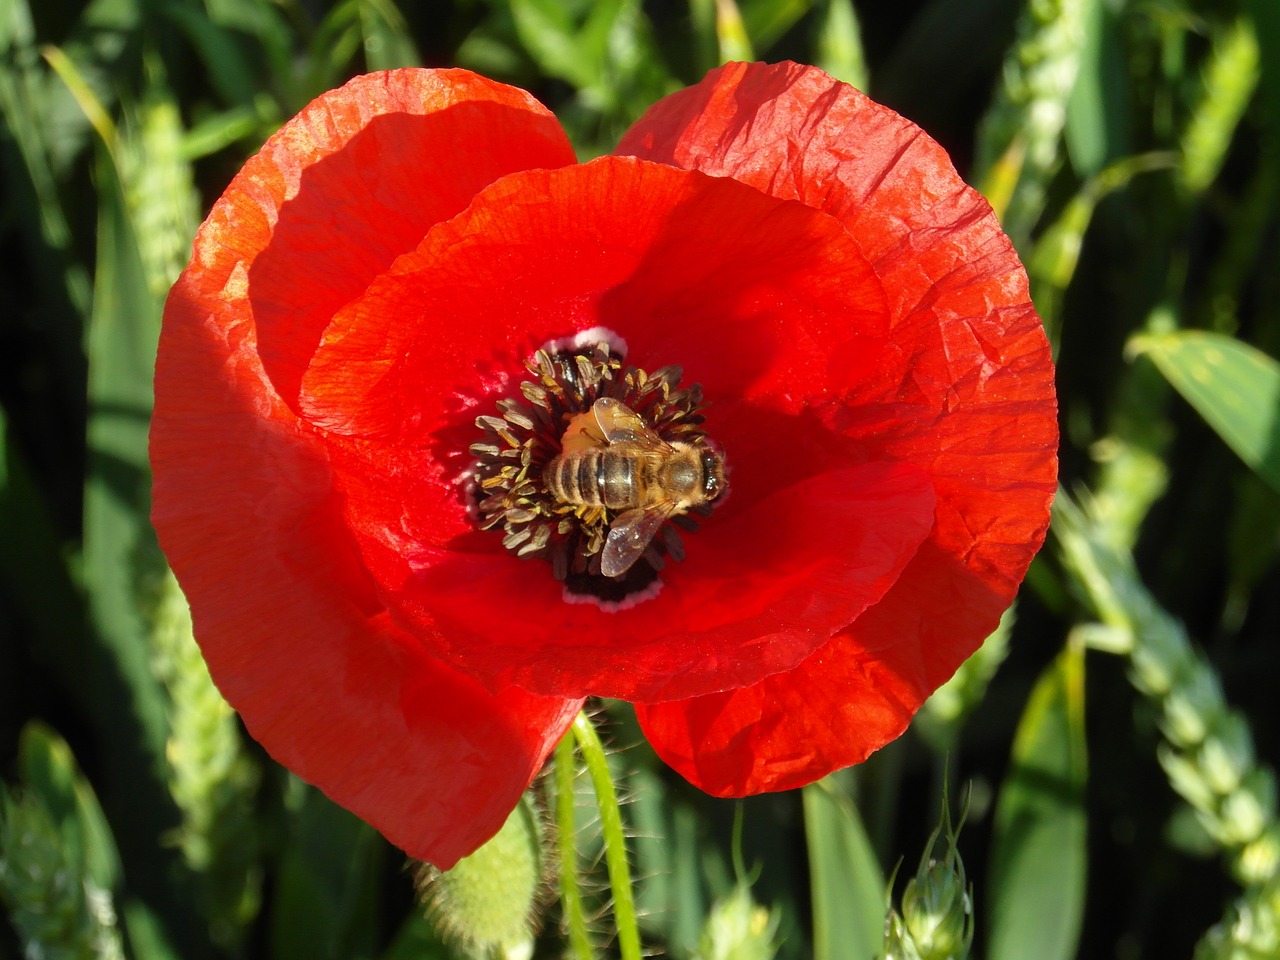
[470, 341, 710, 599]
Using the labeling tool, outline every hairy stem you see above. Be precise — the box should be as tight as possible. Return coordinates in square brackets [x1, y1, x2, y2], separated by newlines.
[555, 733, 594, 960]
[572, 712, 642, 960]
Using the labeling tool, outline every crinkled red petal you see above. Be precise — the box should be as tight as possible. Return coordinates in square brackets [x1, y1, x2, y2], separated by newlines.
[213, 68, 575, 413]
[299, 156, 937, 702]
[620, 61, 1058, 795]
[151, 69, 583, 867]
[633, 612, 921, 796]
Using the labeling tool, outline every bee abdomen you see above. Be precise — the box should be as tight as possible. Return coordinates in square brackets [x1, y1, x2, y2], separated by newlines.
[599, 451, 637, 509]
[545, 450, 638, 510]
[544, 453, 589, 505]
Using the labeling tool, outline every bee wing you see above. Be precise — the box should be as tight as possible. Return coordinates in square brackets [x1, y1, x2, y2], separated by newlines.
[592, 397, 669, 450]
[601, 501, 678, 578]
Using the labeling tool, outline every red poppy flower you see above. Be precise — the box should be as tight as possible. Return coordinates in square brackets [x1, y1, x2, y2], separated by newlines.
[152, 62, 1057, 868]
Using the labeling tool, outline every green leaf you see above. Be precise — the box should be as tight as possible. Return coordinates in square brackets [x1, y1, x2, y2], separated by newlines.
[378, 913, 452, 960]
[181, 104, 261, 159]
[0, 406, 84, 656]
[814, 0, 868, 90]
[876, 0, 1023, 175]
[714, 0, 754, 62]
[1130, 331, 1280, 494]
[309, 0, 375, 94]
[0, 0, 93, 319]
[162, 3, 264, 109]
[84, 136, 168, 780]
[510, 0, 601, 89]
[119, 902, 184, 960]
[357, 0, 421, 70]
[740, 0, 809, 53]
[987, 644, 1088, 960]
[803, 775, 885, 960]
[1065, 0, 1130, 175]
[688, 0, 718, 74]
[629, 766, 712, 954]
[183, 0, 296, 106]
[269, 780, 387, 960]
[1029, 152, 1176, 340]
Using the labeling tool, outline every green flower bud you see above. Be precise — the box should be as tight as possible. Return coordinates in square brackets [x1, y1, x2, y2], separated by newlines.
[883, 794, 973, 960]
[416, 795, 546, 958]
[899, 858, 974, 960]
[883, 911, 926, 960]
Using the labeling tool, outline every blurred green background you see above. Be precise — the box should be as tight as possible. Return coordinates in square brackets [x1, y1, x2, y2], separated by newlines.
[2, 0, 1279, 957]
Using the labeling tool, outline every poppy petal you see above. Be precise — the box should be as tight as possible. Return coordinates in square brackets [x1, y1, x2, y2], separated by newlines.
[634, 619, 918, 796]
[297, 156, 937, 702]
[151, 68, 584, 868]
[621, 62, 1057, 793]
[213, 67, 575, 413]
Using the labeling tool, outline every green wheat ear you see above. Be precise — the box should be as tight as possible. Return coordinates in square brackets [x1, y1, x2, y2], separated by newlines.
[0, 725, 127, 960]
[973, 0, 1087, 242]
[416, 794, 548, 959]
[150, 568, 261, 945]
[1055, 488, 1280, 955]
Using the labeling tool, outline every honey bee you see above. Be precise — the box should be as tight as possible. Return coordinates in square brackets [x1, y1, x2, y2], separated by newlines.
[544, 397, 727, 578]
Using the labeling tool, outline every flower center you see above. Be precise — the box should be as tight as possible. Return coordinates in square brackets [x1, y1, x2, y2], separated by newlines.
[470, 338, 726, 605]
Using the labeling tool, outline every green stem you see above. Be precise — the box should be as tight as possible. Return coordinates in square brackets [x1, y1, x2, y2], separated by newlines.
[554, 733, 594, 960]
[571, 712, 642, 960]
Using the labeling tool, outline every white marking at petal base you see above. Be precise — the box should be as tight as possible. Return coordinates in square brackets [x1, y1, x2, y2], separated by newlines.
[541, 327, 628, 359]
[562, 576, 663, 612]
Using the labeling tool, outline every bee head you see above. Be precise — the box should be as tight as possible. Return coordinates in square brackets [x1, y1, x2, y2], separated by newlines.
[700, 444, 727, 502]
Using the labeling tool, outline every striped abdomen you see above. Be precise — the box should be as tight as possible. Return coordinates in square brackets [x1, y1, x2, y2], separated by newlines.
[544, 447, 649, 510]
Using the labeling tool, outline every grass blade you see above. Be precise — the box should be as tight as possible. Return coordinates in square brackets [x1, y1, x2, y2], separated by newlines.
[803, 776, 885, 960]
[987, 643, 1088, 960]
[269, 781, 387, 960]
[358, 0, 421, 70]
[1065, 0, 1130, 175]
[813, 0, 867, 89]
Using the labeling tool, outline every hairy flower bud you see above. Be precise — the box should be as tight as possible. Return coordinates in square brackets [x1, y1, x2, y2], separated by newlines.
[415, 796, 546, 958]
